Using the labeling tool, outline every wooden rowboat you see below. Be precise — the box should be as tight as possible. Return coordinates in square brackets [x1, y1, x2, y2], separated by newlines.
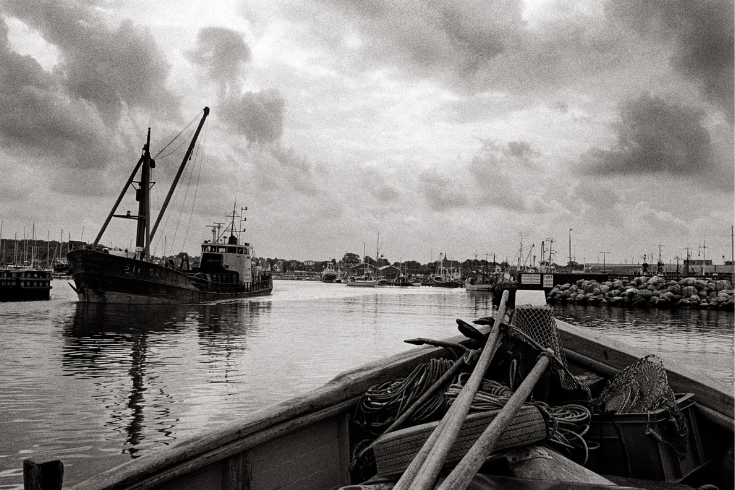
[24, 316, 733, 490]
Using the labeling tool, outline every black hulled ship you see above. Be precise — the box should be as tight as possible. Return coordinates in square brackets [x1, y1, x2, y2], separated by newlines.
[68, 107, 272, 304]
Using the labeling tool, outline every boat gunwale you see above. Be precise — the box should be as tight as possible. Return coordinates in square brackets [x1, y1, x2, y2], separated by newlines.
[67, 321, 733, 490]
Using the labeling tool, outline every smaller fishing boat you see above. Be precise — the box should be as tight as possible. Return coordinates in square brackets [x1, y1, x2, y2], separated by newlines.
[321, 262, 338, 283]
[346, 274, 377, 287]
[464, 265, 494, 292]
[392, 275, 414, 287]
[432, 253, 461, 288]
[0, 266, 52, 301]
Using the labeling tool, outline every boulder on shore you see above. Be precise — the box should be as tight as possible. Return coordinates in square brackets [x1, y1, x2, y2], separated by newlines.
[543, 275, 734, 310]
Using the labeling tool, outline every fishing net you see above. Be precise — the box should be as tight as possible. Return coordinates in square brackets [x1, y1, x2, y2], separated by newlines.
[510, 305, 586, 393]
[595, 354, 688, 454]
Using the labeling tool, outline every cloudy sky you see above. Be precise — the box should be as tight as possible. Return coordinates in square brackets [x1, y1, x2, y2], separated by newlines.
[0, 0, 732, 267]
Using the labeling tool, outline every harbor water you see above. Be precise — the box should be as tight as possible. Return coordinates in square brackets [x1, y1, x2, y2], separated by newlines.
[0, 279, 732, 489]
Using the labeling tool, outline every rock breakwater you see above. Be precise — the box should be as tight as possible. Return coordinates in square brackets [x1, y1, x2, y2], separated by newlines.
[546, 276, 734, 310]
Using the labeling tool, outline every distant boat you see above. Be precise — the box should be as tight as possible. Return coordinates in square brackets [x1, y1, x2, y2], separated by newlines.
[432, 253, 461, 288]
[465, 263, 494, 292]
[464, 275, 493, 291]
[346, 274, 377, 287]
[0, 266, 52, 302]
[321, 262, 338, 283]
[67, 107, 272, 304]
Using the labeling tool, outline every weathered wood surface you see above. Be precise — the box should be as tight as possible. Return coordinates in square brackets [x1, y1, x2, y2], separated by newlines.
[396, 292, 509, 490]
[504, 445, 614, 484]
[438, 352, 552, 490]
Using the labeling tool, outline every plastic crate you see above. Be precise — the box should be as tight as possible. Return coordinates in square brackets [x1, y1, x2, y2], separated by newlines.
[587, 393, 707, 482]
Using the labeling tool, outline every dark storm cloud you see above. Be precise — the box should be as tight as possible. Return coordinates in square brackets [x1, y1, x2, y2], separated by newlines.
[308, 0, 645, 99]
[4, 0, 179, 126]
[607, 0, 734, 122]
[584, 93, 719, 177]
[0, 17, 112, 168]
[418, 171, 468, 211]
[187, 27, 251, 95]
[221, 89, 285, 144]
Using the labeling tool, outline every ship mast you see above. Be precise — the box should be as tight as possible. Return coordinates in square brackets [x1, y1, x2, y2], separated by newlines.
[135, 128, 152, 259]
[92, 107, 210, 261]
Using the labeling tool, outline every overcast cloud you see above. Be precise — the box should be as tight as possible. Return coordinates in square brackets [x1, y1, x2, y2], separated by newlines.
[0, 0, 731, 265]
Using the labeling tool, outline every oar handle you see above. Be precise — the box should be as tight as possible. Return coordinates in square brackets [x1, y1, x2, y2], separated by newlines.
[395, 291, 510, 490]
[437, 349, 555, 490]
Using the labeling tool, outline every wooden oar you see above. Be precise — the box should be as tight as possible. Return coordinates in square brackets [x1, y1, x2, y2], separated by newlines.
[436, 349, 555, 490]
[393, 290, 510, 490]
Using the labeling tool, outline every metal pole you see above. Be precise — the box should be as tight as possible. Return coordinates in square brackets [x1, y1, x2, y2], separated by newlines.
[568, 228, 572, 272]
[93, 156, 144, 247]
[150, 107, 210, 242]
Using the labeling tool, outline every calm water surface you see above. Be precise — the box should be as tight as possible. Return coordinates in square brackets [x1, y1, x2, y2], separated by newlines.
[0, 280, 732, 489]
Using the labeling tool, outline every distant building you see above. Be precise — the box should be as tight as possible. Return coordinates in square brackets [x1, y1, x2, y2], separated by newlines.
[378, 265, 401, 280]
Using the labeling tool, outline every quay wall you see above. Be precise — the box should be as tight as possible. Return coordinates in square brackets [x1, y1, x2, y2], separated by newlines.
[546, 275, 734, 310]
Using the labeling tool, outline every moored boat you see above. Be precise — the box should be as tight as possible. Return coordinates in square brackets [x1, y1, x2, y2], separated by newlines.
[464, 274, 493, 292]
[322, 262, 339, 283]
[346, 275, 377, 287]
[0, 266, 52, 302]
[23, 294, 733, 490]
[67, 108, 272, 304]
[432, 253, 461, 288]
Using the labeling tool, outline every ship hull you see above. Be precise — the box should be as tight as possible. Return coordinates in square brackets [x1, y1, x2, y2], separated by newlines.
[0, 268, 52, 302]
[68, 250, 272, 304]
[321, 272, 337, 283]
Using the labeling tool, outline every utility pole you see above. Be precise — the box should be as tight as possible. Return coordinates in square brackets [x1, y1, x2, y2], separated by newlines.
[600, 251, 609, 272]
[568, 229, 572, 273]
[657, 245, 664, 274]
[701, 238, 707, 275]
[546, 237, 555, 266]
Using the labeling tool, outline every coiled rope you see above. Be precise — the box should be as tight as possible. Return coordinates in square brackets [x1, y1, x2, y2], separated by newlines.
[444, 375, 592, 464]
[354, 358, 456, 436]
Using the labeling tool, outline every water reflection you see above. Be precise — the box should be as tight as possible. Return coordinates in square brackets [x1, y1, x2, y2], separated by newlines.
[60, 301, 272, 458]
